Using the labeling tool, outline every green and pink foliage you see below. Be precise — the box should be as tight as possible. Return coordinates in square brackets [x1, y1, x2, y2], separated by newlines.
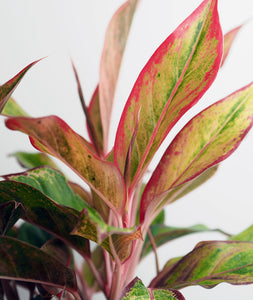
[0, 0, 253, 299]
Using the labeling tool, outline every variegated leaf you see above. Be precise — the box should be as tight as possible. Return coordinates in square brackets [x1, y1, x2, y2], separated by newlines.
[150, 241, 253, 289]
[140, 82, 253, 223]
[5, 115, 126, 215]
[121, 277, 185, 299]
[99, 0, 140, 151]
[4, 167, 86, 212]
[114, 0, 223, 188]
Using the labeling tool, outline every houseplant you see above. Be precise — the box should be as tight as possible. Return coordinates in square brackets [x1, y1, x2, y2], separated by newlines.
[1, 0, 253, 299]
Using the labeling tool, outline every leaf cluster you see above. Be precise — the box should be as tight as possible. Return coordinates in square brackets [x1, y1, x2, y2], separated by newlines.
[0, 0, 253, 299]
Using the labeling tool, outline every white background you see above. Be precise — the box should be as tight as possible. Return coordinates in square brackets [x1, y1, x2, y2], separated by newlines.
[0, 0, 253, 299]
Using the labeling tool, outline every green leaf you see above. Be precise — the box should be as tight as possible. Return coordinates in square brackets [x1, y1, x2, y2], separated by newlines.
[151, 289, 185, 300]
[67, 181, 93, 207]
[5, 115, 126, 215]
[121, 277, 185, 299]
[150, 241, 253, 289]
[230, 225, 253, 242]
[0, 60, 39, 113]
[151, 209, 165, 226]
[18, 222, 52, 248]
[10, 154, 93, 206]
[4, 167, 86, 211]
[0, 201, 25, 235]
[1, 97, 28, 117]
[98, 0, 140, 151]
[114, 0, 222, 186]
[141, 224, 226, 259]
[140, 82, 253, 223]
[121, 277, 150, 299]
[0, 236, 77, 294]
[0, 181, 90, 257]
[12, 151, 59, 170]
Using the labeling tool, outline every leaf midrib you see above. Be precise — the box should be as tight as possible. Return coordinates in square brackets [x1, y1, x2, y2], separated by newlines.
[169, 90, 253, 190]
[132, 1, 213, 187]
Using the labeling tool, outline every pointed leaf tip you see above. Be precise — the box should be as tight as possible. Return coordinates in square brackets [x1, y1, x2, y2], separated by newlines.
[99, 0, 140, 151]
[221, 24, 243, 67]
[0, 59, 42, 113]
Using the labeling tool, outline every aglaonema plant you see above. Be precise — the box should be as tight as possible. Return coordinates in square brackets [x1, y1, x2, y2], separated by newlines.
[0, 0, 253, 299]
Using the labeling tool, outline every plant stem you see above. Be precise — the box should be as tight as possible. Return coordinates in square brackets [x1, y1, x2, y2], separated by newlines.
[122, 239, 143, 287]
[85, 256, 105, 295]
[108, 237, 122, 300]
[104, 249, 112, 298]
[75, 267, 91, 300]
[147, 228, 160, 275]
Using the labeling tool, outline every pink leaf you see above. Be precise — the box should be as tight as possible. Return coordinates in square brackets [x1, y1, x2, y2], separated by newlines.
[99, 0, 140, 152]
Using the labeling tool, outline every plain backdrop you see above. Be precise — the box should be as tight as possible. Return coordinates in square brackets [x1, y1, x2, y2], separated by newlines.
[1, 1, 253, 299]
